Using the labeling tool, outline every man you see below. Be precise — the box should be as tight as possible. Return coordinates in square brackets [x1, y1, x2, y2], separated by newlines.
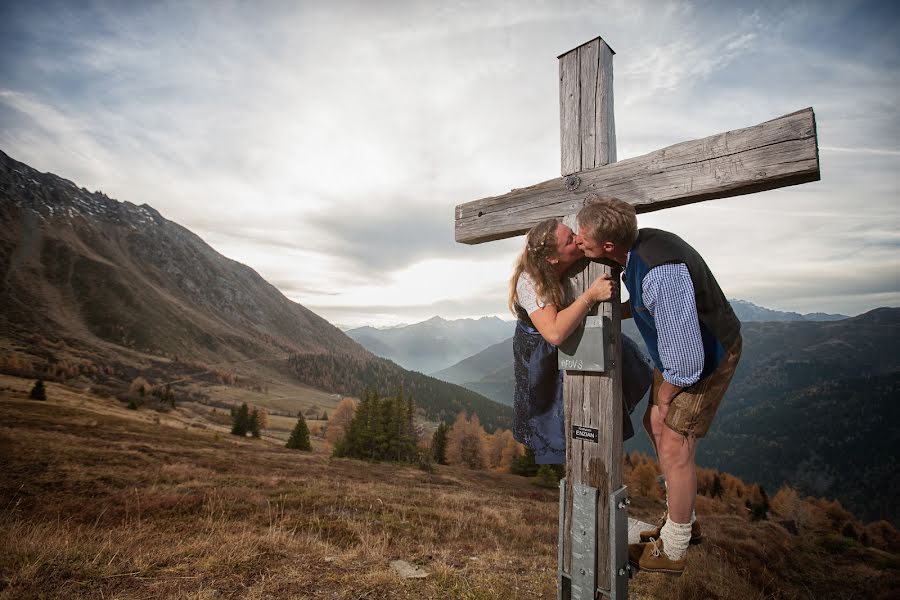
[575, 197, 742, 575]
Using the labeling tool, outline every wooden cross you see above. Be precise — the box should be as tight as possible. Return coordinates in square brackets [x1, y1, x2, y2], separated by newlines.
[454, 36, 819, 600]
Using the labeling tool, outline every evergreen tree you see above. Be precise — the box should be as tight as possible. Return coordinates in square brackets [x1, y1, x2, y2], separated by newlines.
[334, 389, 419, 462]
[534, 464, 561, 488]
[432, 422, 450, 465]
[511, 447, 539, 477]
[29, 379, 46, 401]
[286, 413, 312, 451]
[230, 402, 250, 436]
[249, 407, 261, 438]
[711, 473, 724, 499]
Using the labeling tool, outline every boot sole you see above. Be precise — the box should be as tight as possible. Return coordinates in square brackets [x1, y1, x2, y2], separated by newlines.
[639, 534, 702, 545]
[640, 565, 684, 576]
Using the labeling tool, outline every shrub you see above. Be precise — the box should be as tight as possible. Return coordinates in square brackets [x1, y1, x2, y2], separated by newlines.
[534, 464, 561, 489]
[510, 447, 538, 477]
[29, 379, 47, 401]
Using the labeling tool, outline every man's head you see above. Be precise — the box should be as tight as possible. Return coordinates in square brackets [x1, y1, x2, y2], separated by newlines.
[576, 197, 638, 265]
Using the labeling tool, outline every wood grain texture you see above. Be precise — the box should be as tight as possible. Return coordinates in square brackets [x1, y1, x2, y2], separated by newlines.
[559, 50, 581, 177]
[597, 43, 616, 165]
[560, 37, 621, 593]
[455, 107, 819, 244]
[578, 39, 599, 172]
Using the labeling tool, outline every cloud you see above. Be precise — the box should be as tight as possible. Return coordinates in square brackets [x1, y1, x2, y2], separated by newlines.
[1, 0, 898, 327]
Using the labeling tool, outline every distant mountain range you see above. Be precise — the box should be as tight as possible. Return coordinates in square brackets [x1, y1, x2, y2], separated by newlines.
[0, 150, 512, 430]
[424, 304, 898, 525]
[344, 300, 848, 381]
[729, 299, 847, 322]
[346, 315, 514, 374]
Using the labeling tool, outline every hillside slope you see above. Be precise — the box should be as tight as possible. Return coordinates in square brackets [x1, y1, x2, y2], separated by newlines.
[0, 150, 512, 429]
[1, 376, 896, 600]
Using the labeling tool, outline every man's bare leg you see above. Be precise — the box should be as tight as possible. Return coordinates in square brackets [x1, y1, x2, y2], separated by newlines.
[657, 421, 697, 524]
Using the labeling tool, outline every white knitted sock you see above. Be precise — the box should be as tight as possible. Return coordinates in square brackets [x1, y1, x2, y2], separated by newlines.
[659, 519, 692, 561]
[691, 510, 696, 524]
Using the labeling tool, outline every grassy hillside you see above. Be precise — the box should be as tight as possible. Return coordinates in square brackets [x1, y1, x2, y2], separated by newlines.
[1, 375, 897, 599]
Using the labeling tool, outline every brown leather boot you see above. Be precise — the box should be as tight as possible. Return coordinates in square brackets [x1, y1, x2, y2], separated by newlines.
[638, 537, 686, 575]
[638, 510, 702, 544]
[628, 542, 646, 569]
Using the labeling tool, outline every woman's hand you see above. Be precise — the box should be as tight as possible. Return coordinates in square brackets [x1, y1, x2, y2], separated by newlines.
[586, 273, 616, 303]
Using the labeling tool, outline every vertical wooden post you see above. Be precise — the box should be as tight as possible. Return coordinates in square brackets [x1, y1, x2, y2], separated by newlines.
[559, 37, 624, 599]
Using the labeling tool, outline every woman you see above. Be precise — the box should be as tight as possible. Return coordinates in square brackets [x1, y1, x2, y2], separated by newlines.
[509, 218, 650, 464]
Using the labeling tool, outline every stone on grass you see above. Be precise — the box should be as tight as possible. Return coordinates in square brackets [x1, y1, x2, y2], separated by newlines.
[390, 560, 429, 579]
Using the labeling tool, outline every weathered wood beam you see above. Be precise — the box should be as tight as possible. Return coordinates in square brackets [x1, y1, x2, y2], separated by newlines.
[558, 36, 623, 598]
[455, 107, 819, 244]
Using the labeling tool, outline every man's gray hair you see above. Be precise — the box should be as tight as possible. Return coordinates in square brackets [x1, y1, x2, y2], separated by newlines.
[577, 196, 638, 246]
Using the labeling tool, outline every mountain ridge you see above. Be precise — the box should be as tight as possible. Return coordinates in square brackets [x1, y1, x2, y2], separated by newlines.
[0, 149, 512, 429]
[345, 314, 514, 375]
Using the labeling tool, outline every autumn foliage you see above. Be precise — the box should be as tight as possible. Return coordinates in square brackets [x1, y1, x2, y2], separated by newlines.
[445, 412, 488, 469]
[325, 397, 358, 445]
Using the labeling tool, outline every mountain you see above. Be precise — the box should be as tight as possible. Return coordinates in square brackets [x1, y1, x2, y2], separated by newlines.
[432, 337, 513, 386]
[432, 300, 852, 405]
[0, 150, 512, 430]
[432, 303, 898, 524]
[346, 315, 514, 374]
[696, 308, 900, 525]
[730, 299, 847, 322]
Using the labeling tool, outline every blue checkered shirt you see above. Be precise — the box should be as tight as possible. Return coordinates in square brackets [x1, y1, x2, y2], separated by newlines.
[641, 263, 704, 387]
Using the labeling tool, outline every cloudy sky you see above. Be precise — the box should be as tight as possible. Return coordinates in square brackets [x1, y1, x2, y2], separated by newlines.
[2, 0, 898, 328]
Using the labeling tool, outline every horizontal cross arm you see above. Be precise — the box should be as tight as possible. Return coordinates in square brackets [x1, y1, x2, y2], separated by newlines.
[455, 107, 819, 244]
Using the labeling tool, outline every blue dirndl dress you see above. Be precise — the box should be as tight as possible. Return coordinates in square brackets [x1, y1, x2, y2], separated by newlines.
[512, 306, 652, 464]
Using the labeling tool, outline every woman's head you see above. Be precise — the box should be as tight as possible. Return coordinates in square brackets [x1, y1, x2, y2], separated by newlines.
[523, 219, 583, 271]
[508, 218, 583, 315]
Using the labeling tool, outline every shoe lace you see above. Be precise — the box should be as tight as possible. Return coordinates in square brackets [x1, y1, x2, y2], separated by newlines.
[650, 538, 663, 558]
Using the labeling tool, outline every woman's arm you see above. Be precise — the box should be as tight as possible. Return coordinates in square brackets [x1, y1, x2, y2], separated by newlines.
[529, 275, 615, 346]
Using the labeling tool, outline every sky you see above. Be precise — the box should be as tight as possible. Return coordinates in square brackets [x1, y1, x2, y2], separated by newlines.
[1, 0, 899, 328]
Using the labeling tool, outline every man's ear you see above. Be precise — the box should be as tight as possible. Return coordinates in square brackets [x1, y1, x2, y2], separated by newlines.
[602, 241, 617, 254]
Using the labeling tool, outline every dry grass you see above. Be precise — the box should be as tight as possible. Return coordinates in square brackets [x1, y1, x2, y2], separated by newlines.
[1, 375, 897, 599]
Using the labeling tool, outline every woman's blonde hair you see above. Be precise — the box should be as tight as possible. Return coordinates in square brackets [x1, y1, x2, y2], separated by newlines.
[508, 218, 565, 315]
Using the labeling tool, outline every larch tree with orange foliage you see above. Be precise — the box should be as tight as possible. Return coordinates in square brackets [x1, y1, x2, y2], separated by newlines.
[633, 463, 660, 499]
[446, 412, 487, 470]
[498, 432, 522, 472]
[772, 486, 809, 528]
[484, 429, 521, 472]
[325, 397, 357, 445]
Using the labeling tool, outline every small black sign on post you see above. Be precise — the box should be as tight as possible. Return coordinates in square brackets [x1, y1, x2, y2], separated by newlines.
[573, 426, 599, 444]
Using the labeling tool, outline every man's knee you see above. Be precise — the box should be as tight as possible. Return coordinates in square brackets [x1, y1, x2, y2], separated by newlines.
[658, 430, 695, 469]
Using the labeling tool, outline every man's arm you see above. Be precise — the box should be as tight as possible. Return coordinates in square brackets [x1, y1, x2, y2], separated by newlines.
[642, 264, 704, 419]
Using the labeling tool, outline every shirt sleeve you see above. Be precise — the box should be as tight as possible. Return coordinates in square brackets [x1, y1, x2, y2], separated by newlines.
[642, 263, 704, 387]
[516, 272, 547, 315]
